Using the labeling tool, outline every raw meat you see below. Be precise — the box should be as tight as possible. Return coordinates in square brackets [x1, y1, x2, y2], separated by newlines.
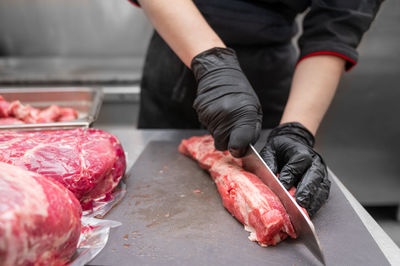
[58, 107, 79, 122]
[0, 162, 81, 266]
[0, 128, 126, 209]
[36, 105, 62, 123]
[8, 100, 41, 123]
[179, 135, 296, 246]
[0, 118, 24, 125]
[0, 95, 78, 124]
[0, 96, 11, 117]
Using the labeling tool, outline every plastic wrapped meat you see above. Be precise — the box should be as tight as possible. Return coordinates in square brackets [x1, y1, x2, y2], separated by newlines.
[0, 128, 126, 209]
[0, 162, 81, 266]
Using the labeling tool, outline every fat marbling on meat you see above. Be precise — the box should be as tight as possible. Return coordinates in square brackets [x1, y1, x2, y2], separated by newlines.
[0, 128, 126, 209]
[179, 135, 297, 246]
[0, 162, 81, 266]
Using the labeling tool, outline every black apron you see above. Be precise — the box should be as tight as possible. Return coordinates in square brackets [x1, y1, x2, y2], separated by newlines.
[138, 2, 297, 129]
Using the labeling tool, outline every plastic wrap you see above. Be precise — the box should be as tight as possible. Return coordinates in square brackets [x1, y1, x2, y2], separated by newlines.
[70, 153, 129, 264]
[70, 217, 122, 266]
[71, 173, 127, 264]
[0, 128, 126, 208]
[83, 180, 127, 218]
[82, 151, 129, 218]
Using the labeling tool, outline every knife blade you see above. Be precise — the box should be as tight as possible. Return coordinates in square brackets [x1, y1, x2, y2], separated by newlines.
[242, 144, 326, 265]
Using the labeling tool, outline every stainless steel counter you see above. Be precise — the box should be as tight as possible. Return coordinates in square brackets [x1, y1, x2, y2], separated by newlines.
[94, 126, 400, 265]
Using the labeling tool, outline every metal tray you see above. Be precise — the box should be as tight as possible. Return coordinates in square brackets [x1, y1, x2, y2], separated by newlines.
[0, 87, 103, 131]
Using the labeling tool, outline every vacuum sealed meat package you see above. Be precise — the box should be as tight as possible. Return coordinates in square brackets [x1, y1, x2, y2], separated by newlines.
[0, 162, 82, 266]
[0, 128, 126, 210]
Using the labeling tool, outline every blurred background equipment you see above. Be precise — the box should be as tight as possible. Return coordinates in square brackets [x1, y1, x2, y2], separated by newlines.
[0, 0, 399, 248]
[0, 0, 152, 84]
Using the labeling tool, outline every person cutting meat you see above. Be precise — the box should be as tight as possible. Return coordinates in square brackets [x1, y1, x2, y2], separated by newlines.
[128, 0, 383, 216]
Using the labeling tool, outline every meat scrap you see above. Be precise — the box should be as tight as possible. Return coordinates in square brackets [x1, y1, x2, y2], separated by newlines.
[0, 95, 78, 124]
[0, 117, 24, 125]
[0, 128, 126, 210]
[0, 162, 81, 266]
[179, 135, 296, 246]
[0, 96, 11, 117]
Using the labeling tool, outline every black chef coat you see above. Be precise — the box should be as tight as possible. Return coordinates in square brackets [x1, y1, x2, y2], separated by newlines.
[128, 0, 383, 128]
[130, 0, 383, 69]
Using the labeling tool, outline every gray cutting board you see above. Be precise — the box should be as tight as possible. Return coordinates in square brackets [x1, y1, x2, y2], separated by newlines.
[90, 141, 389, 266]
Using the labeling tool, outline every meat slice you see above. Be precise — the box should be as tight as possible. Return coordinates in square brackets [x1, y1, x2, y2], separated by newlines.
[0, 128, 126, 209]
[179, 135, 296, 246]
[0, 162, 81, 266]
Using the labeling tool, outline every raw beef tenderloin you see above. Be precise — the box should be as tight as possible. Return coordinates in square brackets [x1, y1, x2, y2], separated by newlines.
[0, 162, 81, 266]
[179, 135, 297, 246]
[0, 128, 126, 209]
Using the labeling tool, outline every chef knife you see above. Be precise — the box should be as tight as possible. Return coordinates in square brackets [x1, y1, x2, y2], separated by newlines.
[242, 144, 326, 265]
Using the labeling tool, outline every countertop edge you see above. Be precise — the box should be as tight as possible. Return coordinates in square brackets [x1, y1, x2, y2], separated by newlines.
[329, 169, 400, 265]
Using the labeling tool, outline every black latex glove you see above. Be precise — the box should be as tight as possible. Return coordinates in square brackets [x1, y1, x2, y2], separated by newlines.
[191, 47, 262, 158]
[260, 122, 331, 216]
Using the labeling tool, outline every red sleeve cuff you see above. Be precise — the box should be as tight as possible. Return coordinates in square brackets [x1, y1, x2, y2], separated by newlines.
[127, 0, 140, 7]
[297, 51, 357, 72]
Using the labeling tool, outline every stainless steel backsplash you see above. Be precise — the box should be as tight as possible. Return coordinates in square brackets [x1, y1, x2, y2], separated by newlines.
[0, 0, 153, 57]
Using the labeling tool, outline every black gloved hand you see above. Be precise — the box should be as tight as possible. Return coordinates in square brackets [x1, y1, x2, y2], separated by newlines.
[260, 122, 331, 216]
[191, 47, 262, 158]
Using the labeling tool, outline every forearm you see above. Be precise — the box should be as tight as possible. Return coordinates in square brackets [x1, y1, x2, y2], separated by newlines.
[280, 55, 345, 136]
[138, 0, 225, 67]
